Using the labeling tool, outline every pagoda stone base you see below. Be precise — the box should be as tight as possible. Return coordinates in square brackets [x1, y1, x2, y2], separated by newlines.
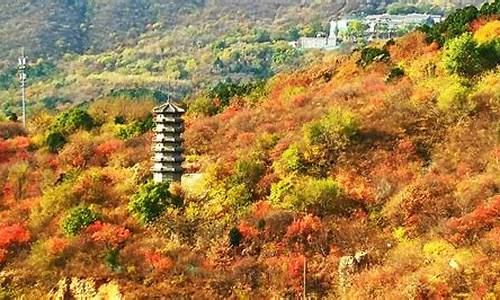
[153, 172, 182, 183]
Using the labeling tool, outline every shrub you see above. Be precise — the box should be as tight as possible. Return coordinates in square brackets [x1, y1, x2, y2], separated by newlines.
[270, 176, 354, 216]
[473, 20, 500, 44]
[386, 67, 405, 82]
[85, 222, 131, 247]
[0, 122, 26, 139]
[273, 143, 305, 176]
[105, 249, 120, 271]
[357, 47, 390, 67]
[304, 108, 359, 148]
[419, 5, 479, 45]
[285, 214, 322, 239]
[72, 170, 115, 204]
[30, 179, 78, 232]
[188, 95, 219, 116]
[479, 0, 500, 16]
[436, 78, 474, 113]
[446, 195, 500, 244]
[230, 158, 265, 188]
[0, 224, 31, 249]
[442, 33, 482, 77]
[61, 206, 100, 236]
[116, 113, 154, 140]
[50, 108, 95, 134]
[45, 131, 67, 153]
[229, 227, 243, 247]
[422, 240, 454, 261]
[128, 181, 182, 225]
[0, 223, 30, 263]
[7, 161, 29, 201]
[143, 250, 174, 273]
[237, 221, 259, 239]
[29, 238, 70, 270]
[206, 79, 266, 112]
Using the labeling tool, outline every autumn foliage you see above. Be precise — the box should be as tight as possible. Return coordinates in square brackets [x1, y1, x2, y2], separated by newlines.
[0, 5, 498, 298]
[0, 223, 30, 263]
[85, 221, 131, 247]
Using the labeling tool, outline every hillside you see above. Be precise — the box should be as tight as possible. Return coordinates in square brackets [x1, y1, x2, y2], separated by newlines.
[0, 0, 345, 65]
[0, 0, 487, 115]
[0, 1, 499, 299]
[0, 0, 483, 67]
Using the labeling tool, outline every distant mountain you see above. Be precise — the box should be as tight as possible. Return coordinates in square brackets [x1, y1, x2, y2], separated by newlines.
[0, 0, 483, 67]
[0, 0, 389, 66]
[0, 0, 203, 65]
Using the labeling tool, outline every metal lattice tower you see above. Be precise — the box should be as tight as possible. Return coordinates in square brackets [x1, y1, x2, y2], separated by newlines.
[18, 49, 27, 127]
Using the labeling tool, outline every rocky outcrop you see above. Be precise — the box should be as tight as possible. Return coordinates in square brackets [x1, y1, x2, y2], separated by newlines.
[338, 250, 369, 295]
[49, 277, 122, 300]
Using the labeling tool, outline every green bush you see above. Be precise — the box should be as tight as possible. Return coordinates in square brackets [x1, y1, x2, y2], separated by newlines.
[437, 78, 474, 114]
[269, 176, 354, 216]
[442, 33, 482, 77]
[273, 108, 359, 177]
[45, 131, 67, 153]
[273, 143, 309, 177]
[61, 206, 100, 236]
[386, 67, 405, 82]
[116, 113, 154, 140]
[128, 181, 182, 225]
[51, 108, 95, 134]
[207, 79, 266, 111]
[477, 40, 500, 72]
[357, 47, 390, 67]
[304, 107, 359, 153]
[187, 95, 219, 117]
[228, 227, 243, 247]
[419, 1, 499, 45]
[105, 249, 120, 271]
[109, 88, 167, 102]
[479, 0, 500, 15]
[230, 158, 265, 188]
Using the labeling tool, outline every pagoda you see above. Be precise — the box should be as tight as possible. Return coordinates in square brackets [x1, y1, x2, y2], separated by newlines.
[151, 101, 185, 183]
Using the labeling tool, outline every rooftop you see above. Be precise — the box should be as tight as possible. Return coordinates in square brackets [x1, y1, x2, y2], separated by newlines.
[153, 101, 186, 114]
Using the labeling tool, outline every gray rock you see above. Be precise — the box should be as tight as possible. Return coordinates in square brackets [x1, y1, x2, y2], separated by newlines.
[338, 251, 369, 295]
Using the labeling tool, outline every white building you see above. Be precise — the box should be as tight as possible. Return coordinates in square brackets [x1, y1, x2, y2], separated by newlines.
[296, 20, 340, 50]
[293, 13, 443, 50]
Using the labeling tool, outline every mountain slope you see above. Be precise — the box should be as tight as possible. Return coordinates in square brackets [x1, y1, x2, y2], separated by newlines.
[0, 2, 498, 298]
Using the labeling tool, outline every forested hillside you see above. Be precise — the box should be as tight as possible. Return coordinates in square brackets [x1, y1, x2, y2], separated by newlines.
[0, 0, 486, 118]
[0, 0, 499, 298]
[0, 0, 484, 66]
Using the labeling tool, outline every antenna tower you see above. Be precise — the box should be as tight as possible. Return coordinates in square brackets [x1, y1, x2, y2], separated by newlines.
[18, 49, 28, 127]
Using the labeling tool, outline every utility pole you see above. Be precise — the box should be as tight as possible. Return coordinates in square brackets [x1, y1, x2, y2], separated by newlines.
[18, 49, 27, 127]
[303, 257, 307, 300]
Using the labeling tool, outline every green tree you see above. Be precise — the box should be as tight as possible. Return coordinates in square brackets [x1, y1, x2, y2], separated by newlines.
[45, 131, 67, 153]
[50, 108, 95, 134]
[357, 47, 390, 67]
[129, 181, 183, 225]
[346, 20, 368, 41]
[304, 108, 359, 152]
[442, 33, 482, 77]
[228, 227, 243, 247]
[8, 162, 29, 201]
[269, 176, 354, 216]
[61, 206, 100, 236]
[251, 28, 271, 43]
